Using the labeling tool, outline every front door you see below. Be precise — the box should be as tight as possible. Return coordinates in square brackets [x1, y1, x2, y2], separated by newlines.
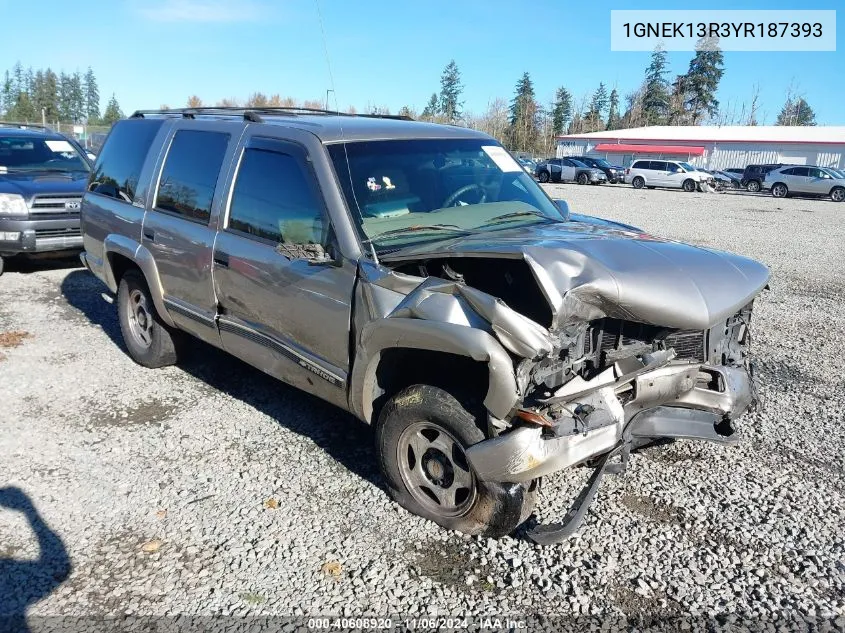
[141, 122, 243, 341]
[212, 135, 356, 409]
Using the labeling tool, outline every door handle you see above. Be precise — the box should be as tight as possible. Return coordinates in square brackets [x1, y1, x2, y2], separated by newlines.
[213, 252, 230, 269]
[143, 229, 155, 242]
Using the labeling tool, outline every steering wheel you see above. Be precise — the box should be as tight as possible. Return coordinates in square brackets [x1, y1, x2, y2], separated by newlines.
[442, 184, 487, 208]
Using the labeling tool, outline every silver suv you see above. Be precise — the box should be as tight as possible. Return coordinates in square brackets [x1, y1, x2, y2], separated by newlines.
[764, 165, 845, 201]
[80, 108, 769, 543]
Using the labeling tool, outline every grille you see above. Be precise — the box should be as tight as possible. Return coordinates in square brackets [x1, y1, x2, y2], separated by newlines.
[663, 330, 706, 362]
[35, 227, 81, 238]
[29, 195, 82, 216]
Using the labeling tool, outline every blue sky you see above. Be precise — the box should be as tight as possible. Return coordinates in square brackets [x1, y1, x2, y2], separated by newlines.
[1, 0, 841, 124]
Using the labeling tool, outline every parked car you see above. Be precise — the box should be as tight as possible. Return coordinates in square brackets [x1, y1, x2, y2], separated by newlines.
[722, 168, 744, 176]
[535, 157, 607, 185]
[625, 159, 711, 192]
[0, 124, 92, 275]
[763, 165, 845, 201]
[740, 164, 788, 192]
[567, 156, 626, 183]
[715, 170, 742, 188]
[80, 108, 769, 543]
[517, 157, 537, 175]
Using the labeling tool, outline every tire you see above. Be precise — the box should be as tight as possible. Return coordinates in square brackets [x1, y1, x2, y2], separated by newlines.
[376, 385, 536, 537]
[747, 180, 761, 193]
[632, 176, 645, 189]
[577, 172, 589, 185]
[771, 183, 788, 198]
[647, 186, 656, 190]
[830, 186, 845, 202]
[0, 255, 4, 277]
[117, 270, 182, 368]
[682, 179, 696, 192]
[538, 170, 550, 183]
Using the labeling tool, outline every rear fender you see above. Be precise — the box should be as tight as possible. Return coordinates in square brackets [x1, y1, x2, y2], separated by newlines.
[103, 234, 174, 327]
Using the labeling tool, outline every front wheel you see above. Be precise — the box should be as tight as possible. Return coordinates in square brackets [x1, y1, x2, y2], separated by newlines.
[632, 176, 645, 189]
[376, 385, 535, 537]
[117, 270, 182, 368]
[683, 179, 696, 192]
[747, 180, 761, 193]
[831, 186, 845, 202]
[771, 183, 788, 198]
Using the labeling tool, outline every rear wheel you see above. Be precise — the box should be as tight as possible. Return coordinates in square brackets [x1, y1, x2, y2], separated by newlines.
[538, 170, 550, 183]
[771, 183, 788, 198]
[747, 180, 761, 193]
[830, 186, 845, 202]
[632, 176, 645, 189]
[117, 270, 182, 368]
[376, 385, 535, 537]
[682, 179, 696, 192]
[577, 172, 589, 185]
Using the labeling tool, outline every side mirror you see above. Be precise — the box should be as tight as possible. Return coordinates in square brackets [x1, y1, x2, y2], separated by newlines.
[553, 199, 571, 221]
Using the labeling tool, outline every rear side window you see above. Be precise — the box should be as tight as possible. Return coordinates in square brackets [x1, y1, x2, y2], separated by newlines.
[227, 147, 326, 246]
[780, 168, 796, 175]
[155, 130, 229, 222]
[632, 161, 647, 169]
[793, 167, 810, 177]
[649, 161, 667, 170]
[88, 119, 164, 202]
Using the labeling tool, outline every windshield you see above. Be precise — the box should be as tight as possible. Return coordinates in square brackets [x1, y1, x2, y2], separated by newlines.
[591, 158, 612, 168]
[569, 159, 589, 168]
[0, 135, 90, 173]
[328, 139, 565, 252]
[679, 162, 696, 172]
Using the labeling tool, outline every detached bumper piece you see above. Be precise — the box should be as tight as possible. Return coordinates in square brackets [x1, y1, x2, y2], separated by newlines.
[466, 356, 755, 545]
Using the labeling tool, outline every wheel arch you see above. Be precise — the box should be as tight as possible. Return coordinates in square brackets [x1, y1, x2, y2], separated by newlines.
[350, 318, 519, 425]
[103, 235, 174, 327]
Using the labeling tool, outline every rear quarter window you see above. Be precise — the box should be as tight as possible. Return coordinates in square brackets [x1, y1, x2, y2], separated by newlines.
[88, 119, 164, 202]
[632, 161, 648, 169]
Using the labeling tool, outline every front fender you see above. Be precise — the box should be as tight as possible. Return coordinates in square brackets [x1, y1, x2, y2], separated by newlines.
[350, 318, 519, 423]
[103, 235, 174, 328]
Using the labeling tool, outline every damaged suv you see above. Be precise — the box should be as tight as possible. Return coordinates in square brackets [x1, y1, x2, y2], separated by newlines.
[80, 109, 768, 544]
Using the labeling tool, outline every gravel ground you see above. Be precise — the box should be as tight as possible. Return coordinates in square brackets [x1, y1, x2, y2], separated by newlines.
[0, 185, 844, 629]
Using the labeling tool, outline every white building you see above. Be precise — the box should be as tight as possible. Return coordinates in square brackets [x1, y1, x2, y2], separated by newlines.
[556, 126, 845, 170]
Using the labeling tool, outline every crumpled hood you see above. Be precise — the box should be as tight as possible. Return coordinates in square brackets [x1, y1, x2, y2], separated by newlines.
[380, 221, 770, 331]
[0, 171, 88, 202]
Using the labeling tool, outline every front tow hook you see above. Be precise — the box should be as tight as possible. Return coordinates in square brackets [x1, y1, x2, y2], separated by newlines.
[526, 443, 622, 545]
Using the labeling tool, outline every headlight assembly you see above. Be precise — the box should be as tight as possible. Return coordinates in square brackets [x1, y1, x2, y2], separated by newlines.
[0, 193, 28, 217]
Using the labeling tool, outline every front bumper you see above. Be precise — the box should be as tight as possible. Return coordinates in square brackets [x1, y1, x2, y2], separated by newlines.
[0, 216, 82, 255]
[466, 363, 753, 484]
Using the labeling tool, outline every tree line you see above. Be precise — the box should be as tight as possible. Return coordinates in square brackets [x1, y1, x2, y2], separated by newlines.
[0, 62, 124, 126]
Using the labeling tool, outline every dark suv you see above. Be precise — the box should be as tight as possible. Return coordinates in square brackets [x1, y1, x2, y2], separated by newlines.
[0, 124, 92, 275]
[741, 164, 788, 192]
[568, 156, 626, 184]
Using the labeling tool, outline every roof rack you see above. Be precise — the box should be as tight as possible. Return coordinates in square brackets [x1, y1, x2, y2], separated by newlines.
[0, 121, 51, 130]
[129, 106, 412, 123]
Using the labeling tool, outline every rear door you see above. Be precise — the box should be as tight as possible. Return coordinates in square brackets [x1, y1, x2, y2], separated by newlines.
[141, 122, 244, 341]
[212, 132, 356, 409]
[787, 167, 811, 192]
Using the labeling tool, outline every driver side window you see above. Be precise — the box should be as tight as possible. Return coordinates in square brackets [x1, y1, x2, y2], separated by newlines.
[227, 146, 328, 248]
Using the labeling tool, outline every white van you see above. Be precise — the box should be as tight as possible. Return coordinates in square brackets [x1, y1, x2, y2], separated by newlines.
[625, 160, 711, 192]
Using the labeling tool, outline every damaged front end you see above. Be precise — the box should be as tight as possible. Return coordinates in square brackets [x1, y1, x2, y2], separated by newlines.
[355, 224, 768, 543]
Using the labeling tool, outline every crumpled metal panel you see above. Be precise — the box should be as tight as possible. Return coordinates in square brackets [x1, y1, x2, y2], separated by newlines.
[379, 222, 771, 331]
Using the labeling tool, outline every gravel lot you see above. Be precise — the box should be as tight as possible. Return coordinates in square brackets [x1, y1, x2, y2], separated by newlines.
[1, 185, 844, 628]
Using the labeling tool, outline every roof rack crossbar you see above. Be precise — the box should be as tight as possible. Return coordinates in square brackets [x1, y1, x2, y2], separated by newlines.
[0, 122, 50, 130]
[128, 107, 412, 122]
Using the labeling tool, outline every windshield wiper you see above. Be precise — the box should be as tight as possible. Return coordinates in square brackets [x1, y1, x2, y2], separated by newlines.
[365, 224, 473, 243]
[482, 210, 557, 226]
